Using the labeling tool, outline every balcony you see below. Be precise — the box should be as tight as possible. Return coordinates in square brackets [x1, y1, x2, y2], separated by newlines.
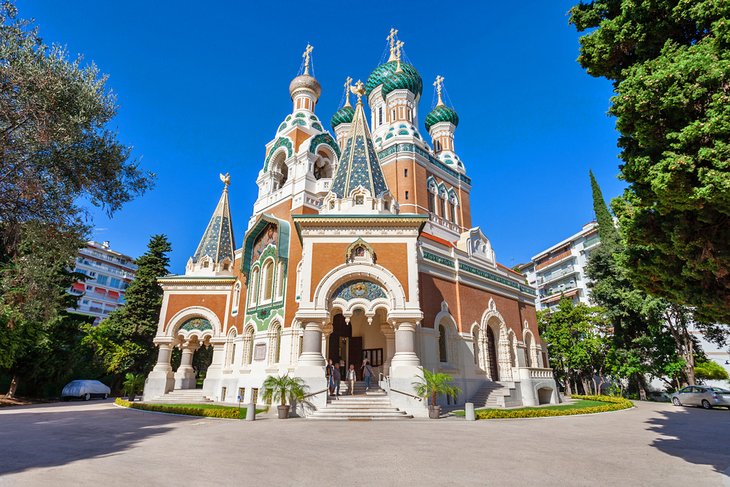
[428, 213, 461, 233]
[538, 266, 578, 286]
[535, 249, 574, 271]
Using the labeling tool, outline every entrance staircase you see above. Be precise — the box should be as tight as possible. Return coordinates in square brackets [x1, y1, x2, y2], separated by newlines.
[307, 382, 412, 421]
[468, 381, 518, 408]
[147, 389, 213, 404]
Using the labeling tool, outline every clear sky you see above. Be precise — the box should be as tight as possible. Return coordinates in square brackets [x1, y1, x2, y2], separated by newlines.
[18, 0, 623, 272]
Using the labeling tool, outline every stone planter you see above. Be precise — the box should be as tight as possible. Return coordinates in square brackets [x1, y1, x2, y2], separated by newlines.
[428, 405, 441, 419]
[277, 405, 291, 419]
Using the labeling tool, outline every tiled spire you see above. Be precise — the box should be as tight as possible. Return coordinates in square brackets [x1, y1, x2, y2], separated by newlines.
[330, 81, 389, 199]
[191, 174, 235, 270]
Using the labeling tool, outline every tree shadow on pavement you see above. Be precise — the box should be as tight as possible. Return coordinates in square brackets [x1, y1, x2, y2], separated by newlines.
[646, 406, 730, 476]
[0, 402, 194, 476]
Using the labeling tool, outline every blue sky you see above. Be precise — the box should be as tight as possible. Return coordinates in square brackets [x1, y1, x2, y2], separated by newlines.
[18, 1, 623, 272]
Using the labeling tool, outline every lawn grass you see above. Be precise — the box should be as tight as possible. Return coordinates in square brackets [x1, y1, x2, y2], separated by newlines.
[452, 399, 605, 416]
[451, 395, 634, 419]
[115, 398, 267, 419]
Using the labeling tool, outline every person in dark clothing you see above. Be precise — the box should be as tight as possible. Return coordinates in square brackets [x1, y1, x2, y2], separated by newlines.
[332, 363, 342, 396]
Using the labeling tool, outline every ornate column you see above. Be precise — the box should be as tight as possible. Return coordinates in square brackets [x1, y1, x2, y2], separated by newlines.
[143, 339, 175, 400]
[299, 321, 325, 367]
[391, 321, 420, 368]
[381, 324, 395, 375]
[498, 329, 513, 381]
[174, 340, 199, 389]
[202, 338, 226, 399]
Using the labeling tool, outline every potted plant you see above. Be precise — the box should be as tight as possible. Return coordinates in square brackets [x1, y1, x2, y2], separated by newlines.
[262, 374, 306, 419]
[123, 373, 145, 402]
[412, 368, 462, 419]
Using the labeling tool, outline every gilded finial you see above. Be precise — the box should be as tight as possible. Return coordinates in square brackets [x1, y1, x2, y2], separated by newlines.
[395, 40, 404, 73]
[219, 172, 231, 190]
[387, 28, 399, 62]
[302, 44, 314, 76]
[343, 76, 353, 107]
[434, 75, 444, 106]
[351, 80, 365, 104]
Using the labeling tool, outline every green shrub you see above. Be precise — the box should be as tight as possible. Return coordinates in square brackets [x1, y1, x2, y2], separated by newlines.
[473, 395, 633, 420]
[114, 398, 241, 419]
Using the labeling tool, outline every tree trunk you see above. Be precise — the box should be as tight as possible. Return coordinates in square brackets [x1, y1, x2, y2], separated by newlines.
[685, 338, 695, 386]
[5, 374, 19, 399]
[636, 374, 647, 401]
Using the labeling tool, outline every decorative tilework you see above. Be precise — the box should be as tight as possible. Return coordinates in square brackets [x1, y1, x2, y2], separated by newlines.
[180, 318, 213, 332]
[308, 132, 341, 158]
[332, 280, 387, 301]
[425, 104, 459, 132]
[192, 188, 235, 266]
[422, 250, 455, 268]
[263, 137, 293, 171]
[365, 61, 423, 99]
[330, 102, 390, 199]
[378, 143, 471, 185]
[312, 122, 323, 131]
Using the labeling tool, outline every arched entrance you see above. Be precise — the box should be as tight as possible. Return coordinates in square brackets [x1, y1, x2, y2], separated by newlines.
[327, 308, 388, 380]
[487, 326, 499, 381]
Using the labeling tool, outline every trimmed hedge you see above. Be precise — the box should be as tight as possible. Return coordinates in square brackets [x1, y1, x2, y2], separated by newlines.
[473, 395, 634, 420]
[115, 398, 242, 419]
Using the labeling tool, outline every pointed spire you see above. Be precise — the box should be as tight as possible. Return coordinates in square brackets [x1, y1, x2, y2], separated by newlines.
[330, 81, 389, 199]
[191, 174, 236, 271]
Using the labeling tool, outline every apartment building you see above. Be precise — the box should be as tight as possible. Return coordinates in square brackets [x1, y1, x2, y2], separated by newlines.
[69, 241, 137, 324]
[516, 222, 600, 311]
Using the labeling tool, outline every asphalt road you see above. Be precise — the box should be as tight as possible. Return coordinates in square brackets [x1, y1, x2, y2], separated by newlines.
[0, 400, 728, 486]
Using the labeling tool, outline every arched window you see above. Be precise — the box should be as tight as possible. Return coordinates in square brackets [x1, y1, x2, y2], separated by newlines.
[428, 190, 435, 213]
[269, 323, 282, 365]
[243, 326, 255, 365]
[473, 327, 480, 365]
[450, 202, 457, 224]
[313, 150, 333, 180]
[248, 267, 259, 307]
[439, 196, 447, 219]
[435, 140, 441, 152]
[232, 282, 241, 315]
[378, 106, 383, 126]
[487, 326, 499, 380]
[275, 262, 285, 300]
[438, 324, 448, 363]
[262, 260, 274, 301]
[270, 152, 288, 190]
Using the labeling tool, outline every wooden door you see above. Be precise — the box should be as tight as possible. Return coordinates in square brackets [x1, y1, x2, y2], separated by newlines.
[349, 337, 363, 379]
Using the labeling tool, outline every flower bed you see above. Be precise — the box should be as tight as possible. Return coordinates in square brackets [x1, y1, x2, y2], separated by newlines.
[115, 398, 245, 419]
[472, 395, 633, 420]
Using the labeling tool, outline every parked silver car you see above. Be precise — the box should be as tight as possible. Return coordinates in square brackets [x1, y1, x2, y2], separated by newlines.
[61, 380, 111, 401]
[671, 385, 730, 409]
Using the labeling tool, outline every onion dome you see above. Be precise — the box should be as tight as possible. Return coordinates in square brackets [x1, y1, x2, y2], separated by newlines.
[331, 104, 355, 128]
[365, 61, 423, 100]
[425, 104, 459, 132]
[289, 74, 322, 100]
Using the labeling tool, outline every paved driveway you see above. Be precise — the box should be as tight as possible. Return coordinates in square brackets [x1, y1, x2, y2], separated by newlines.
[0, 400, 727, 486]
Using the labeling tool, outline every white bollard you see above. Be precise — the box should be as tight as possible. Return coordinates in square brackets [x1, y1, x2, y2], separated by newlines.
[246, 403, 256, 421]
[465, 402, 475, 421]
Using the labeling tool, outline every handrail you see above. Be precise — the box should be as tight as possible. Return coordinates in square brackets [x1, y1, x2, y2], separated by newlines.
[303, 388, 328, 399]
[390, 388, 422, 401]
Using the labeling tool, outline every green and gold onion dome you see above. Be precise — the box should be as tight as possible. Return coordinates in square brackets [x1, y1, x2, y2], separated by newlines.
[365, 61, 423, 100]
[425, 104, 459, 132]
[330, 104, 355, 128]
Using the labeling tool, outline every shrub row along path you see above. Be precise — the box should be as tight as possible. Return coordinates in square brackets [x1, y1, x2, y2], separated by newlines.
[0, 400, 727, 486]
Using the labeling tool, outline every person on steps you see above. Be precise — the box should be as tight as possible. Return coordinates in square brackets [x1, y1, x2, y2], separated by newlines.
[326, 359, 334, 395]
[361, 359, 374, 391]
[332, 362, 342, 397]
[347, 364, 357, 395]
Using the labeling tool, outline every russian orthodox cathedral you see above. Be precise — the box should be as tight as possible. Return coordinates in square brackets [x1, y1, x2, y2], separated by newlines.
[144, 31, 557, 417]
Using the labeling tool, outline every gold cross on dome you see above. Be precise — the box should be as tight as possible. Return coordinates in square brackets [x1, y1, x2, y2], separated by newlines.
[387, 28, 399, 61]
[344, 76, 353, 107]
[394, 40, 405, 73]
[351, 79, 365, 103]
[434, 75, 444, 106]
[302, 44, 314, 75]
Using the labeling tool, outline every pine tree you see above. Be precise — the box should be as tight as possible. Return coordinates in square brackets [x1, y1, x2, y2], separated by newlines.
[85, 235, 172, 378]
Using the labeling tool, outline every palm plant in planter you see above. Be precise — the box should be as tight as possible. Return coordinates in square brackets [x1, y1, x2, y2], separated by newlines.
[412, 368, 462, 419]
[262, 374, 306, 419]
[123, 373, 145, 402]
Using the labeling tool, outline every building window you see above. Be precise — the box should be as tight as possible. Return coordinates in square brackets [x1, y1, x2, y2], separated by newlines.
[378, 106, 382, 126]
[355, 194, 364, 205]
[439, 325, 448, 363]
[262, 260, 274, 301]
[248, 267, 260, 307]
[96, 275, 108, 285]
[243, 326, 255, 365]
[450, 202, 457, 224]
[439, 197, 446, 218]
[428, 191, 435, 213]
[404, 168, 408, 177]
[232, 282, 241, 315]
[275, 262, 285, 300]
[405, 191, 409, 200]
